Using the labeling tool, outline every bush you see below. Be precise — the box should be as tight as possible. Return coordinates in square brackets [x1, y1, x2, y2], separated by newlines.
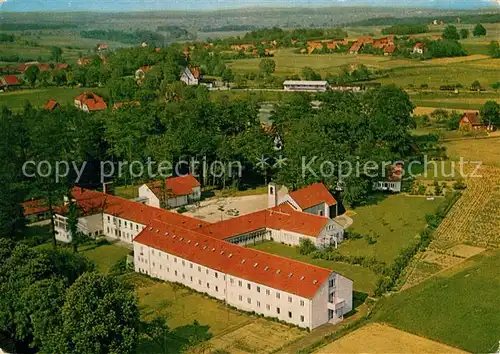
[177, 206, 188, 213]
[299, 238, 316, 255]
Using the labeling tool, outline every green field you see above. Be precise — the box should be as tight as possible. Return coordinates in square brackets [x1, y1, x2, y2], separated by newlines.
[341, 194, 443, 264]
[0, 87, 108, 111]
[81, 242, 131, 273]
[374, 250, 500, 353]
[249, 241, 378, 294]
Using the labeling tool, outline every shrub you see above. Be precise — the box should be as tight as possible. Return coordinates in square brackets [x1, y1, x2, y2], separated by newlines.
[299, 238, 316, 255]
[177, 206, 188, 213]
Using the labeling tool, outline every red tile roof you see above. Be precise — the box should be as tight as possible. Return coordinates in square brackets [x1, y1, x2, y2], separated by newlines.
[21, 199, 50, 216]
[384, 44, 397, 54]
[68, 187, 210, 229]
[54, 63, 69, 70]
[75, 91, 107, 111]
[349, 41, 364, 53]
[460, 111, 482, 125]
[199, 202, 330, 240]
[134, 219, 332, 298]
[189, 66, 201, 80]
[37, 63, 51, 71]
[148, 175, 200, 198]
[414, 42, 424, 49]
[44, 99, 59, 110]
[288, 182, 337, 210]
[0, 75, 20, 86]
[77, 58, 91, 66]
[97, 43, 108, 50]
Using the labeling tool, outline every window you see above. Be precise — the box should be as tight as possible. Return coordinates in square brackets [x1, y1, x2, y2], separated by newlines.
[206, 283, 210, 288]
[152, 250, 155, 255]
[230, 278, 234, 284]
[288, 311, 292, 319]
[190, 263, 193, 269]
[238, 280, 242, 287]
[215, 286, 218, 292]
[198, 280, 202, 285]
[247, 298, 251, 304]
[257, 301, 261, 307]
[247, 283, 251, 290]
[276, 292, 280, 299]
[288, 296, 292, 303]
[136, 225, 139, 230]
[300, 315, 304, 322]
[266, 304, 270, 310]
[329, 279, 335, 287]
[300, 300, 305, 307]
[182, 260, 185, 266]
[174, 258, 177, 263]
[206, 269, 209, 275]
[167, 267, 169, 272]
[174, 271, 177, 276]
[107, 227, 110, 233]
[257, 286, 260, 293]
[152, 262, 155, 267]
[182, 274, 185, 279]
[270, 186, 274, 195]
[124, 221, 127, 227]
[239, 295, 243, 301]
[266, 289, 270, 296]
[190, 276, 193, 282]
[276, 307, 280, 314]
[107, 216, 110, 221]
[214, 272, 218, 278]
[198, 266, 201, 272]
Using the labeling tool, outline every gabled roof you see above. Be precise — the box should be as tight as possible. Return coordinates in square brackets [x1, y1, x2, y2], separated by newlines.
[384, 44, 397, 54]
[67, 187, 210, 229]
[75, 91, 107, 111]
[44, 99, 59, 110]
[147, 175, 200, 198]
[460, 111, 482, 125]
[414, 42, 424, 49]
[288, 182, 337, 210]
[37, 63, 51, 71]
[134, 219, 332, 299]
[54, 63, 69, 70]
[349, 41, 364, 53]
[199, 202, 330, 240]
[188, 66, 201, 79]
[0, 75, 20, 86]
[21, 199, 50, 216]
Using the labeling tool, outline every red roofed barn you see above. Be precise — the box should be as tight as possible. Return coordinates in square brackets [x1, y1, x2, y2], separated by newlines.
[139, 174, 201, 209]
[0, 75, 21, 90]
[459, 111, 492, 131]
[44, 99, 59, 111]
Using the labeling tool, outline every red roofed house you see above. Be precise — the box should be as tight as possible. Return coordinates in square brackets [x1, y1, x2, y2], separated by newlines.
[180, 66, 201, 85]
[373, 163, 404, 193]
[268, 182, 339, 218]
[384, 44, 397, 56]
[21, 199, 51, 223]
[52, 186, 353, 328]
[413, 42, 425, 55]
[44, 99, 60, 111]
[459, 111, 492, 131]
[0, 75, 21, 90]
[349, 41, 364, 54]
[139, 175, 201, 209]
[74, 92, 107, 112]
[77, 58, 91, 66]
[54, 63, 69, 70]
[97, 43, 108, 51]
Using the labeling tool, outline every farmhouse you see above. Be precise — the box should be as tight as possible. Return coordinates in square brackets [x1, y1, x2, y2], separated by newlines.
[139, 174, 201, 209]
[180, 66, 201, 85]
[74, 92, 107, 112]
[52, 186, 353, 329]
[283, 80, 329, 92]
[459, 111, 493, 131]
[97, 43, 108, 51]
[384, 44, 397, 56]
[373, 163, 404, 193]
[0, 75, 21, 90]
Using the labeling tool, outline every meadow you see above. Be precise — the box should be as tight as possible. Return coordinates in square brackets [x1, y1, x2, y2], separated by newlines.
[444, 136, 500, 165]
[373, 250, 500, 353]
[342, 194, 444, 264]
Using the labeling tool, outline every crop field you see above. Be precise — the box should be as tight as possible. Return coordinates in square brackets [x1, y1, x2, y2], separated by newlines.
[444, 136, 500, 166]
[249, 241, 378, 295]
[340, 195, 443, 264]
[374, 250, 500, 353]
[315, 323, 466, 354]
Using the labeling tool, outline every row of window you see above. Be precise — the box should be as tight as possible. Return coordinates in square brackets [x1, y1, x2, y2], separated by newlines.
[106, 215, 142, 231]
[236, 295, 305, 322]
[230, 278, 305, 306]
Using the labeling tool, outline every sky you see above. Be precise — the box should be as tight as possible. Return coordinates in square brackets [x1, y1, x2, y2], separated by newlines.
[0, 0, 499, 12]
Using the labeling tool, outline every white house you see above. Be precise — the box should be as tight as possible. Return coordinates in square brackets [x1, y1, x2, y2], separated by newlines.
[138, 174, 201, 209]
[412, 43, 425, 55]
[283, 80, 329, 92]
[134, 219, 353, 330]
[180, 66, 201, 85]
[268, 182, 339, 218]
[373, 163, 404, 193]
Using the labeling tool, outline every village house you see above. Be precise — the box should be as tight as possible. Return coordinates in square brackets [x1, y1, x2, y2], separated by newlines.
[139, 174, 202, 209]
[459, 111, 494, 131]
[44, 99, 59, 110]
[21, 199, 51, 224]
[74, 92, 107, 112]
[230, 44, 255, 51]
[97, 43, 108, 51]
[283, 80, 329, 92]
[52, 186, 352, 329]
[135, 65, 152, 84]
[373, 163, 404, 193]
[0, 75, 21, 90]
[384, 44, 397, 56]
[180, 66, 201, 85]
[413, 42, 425, 55]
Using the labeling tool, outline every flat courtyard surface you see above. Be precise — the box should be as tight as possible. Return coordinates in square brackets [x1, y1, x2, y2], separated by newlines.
[315, 323, 466, 354]
[184, 194, 268, 222]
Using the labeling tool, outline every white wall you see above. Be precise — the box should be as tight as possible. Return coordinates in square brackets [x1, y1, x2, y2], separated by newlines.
[133, 241, 339, 329]
[103, 213, 146, 244]
[53, 213, 103, 243]
[303, 203, 329, 217]
[138, 184, 160, 208]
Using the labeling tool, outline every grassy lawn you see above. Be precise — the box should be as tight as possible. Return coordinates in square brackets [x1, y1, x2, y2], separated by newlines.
[249, 241, 378, 295]
[341, 194, 443, 264]
[115, 185, 140, 199]
[81, 242, 130, 273]
[374, 250, 500, 353]
[0, 87, 108, 111]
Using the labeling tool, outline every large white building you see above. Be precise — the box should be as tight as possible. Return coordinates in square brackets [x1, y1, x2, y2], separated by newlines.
[53, 186, 352, 329]
[134, 219, 352, 330]
[283, 80, 329, 92]
[139, 174, 201, 209]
